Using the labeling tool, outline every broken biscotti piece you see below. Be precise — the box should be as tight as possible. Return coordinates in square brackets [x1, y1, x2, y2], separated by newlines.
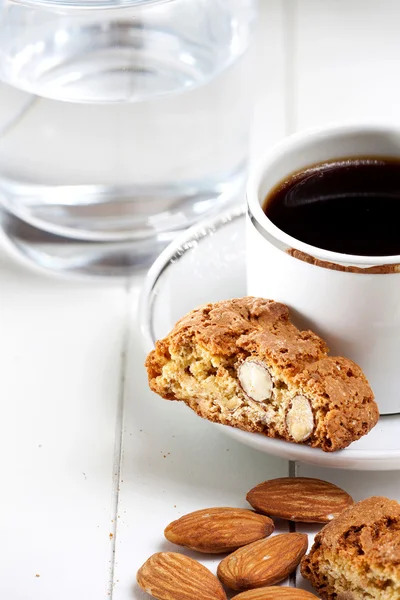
[145, 297, 378, 452]
[301, 496, 400, 600]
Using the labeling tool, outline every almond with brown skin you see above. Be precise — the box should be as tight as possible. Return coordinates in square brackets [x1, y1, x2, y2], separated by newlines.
[137, 552, 227, 600]
[217, 533, 308, 591]
[233, 587, 319, 599]
[165, 507, 274, 553]
[247, 477, 353, 523]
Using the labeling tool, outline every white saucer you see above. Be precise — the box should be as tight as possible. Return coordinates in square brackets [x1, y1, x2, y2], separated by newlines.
[140, 206, 400, 471]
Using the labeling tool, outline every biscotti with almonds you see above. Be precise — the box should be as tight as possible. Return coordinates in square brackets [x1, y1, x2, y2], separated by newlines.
[145, 297, 378, 452]
[301, 496, 400, 600]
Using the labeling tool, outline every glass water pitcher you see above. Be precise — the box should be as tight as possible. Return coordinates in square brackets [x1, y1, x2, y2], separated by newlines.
[0, 0, 257, 275]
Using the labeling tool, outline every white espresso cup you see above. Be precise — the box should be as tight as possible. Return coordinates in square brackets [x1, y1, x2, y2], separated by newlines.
[247, 123, 400, 415]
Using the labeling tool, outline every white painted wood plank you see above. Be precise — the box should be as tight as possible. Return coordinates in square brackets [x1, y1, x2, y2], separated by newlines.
[292, 3, 400, 590]
[113, 3, 289, 597]
[0, 250, 127, 599]
[250, 0, 288, 158]
[294, 0, 400, 130]
[112, 285, 289, 600]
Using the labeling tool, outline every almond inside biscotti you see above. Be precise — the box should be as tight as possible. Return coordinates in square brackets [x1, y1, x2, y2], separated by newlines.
[154, 341, 316, 443]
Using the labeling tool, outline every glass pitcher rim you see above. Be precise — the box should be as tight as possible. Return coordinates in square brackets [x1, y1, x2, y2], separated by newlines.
[9, 0, 173, 9]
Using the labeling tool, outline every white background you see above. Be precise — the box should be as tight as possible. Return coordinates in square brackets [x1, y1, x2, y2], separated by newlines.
[1, 1, 400, 598]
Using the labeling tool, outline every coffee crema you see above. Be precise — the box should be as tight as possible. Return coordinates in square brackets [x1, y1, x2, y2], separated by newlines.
[263, 158, 400, 256]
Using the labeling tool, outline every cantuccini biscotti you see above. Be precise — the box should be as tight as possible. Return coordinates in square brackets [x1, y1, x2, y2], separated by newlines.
[145, 297, 378, 452]
[301, 496, 400, 600]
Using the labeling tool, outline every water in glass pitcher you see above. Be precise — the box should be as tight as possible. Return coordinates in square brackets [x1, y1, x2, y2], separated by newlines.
[0, 1, 255, 272]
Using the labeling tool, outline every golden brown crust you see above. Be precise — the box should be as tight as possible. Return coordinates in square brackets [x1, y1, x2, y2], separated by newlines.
[146, 297, 378, 452]
[301, 497, 400, 600]
[149, 296, 328, 368]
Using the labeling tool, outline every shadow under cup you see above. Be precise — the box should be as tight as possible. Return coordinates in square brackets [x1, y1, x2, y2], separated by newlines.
[246, 124, 400, 416]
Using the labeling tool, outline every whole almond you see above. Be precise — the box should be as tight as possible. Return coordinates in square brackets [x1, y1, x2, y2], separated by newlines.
[165, 507, 274, 553]
[247, 477, 353, 523]
[217, 533, 308, 591]
[233, 587, 319, 599]
[137, 552, 227, 600]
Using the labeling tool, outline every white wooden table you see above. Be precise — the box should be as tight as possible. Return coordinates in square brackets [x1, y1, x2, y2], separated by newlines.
[1, 1, 400, 598]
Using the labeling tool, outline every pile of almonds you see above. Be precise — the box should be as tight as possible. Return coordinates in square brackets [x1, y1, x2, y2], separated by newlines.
[136, 477, 353, 600]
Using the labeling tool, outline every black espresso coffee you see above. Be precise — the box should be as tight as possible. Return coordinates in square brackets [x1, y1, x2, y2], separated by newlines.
[263, 158, 400, 256]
